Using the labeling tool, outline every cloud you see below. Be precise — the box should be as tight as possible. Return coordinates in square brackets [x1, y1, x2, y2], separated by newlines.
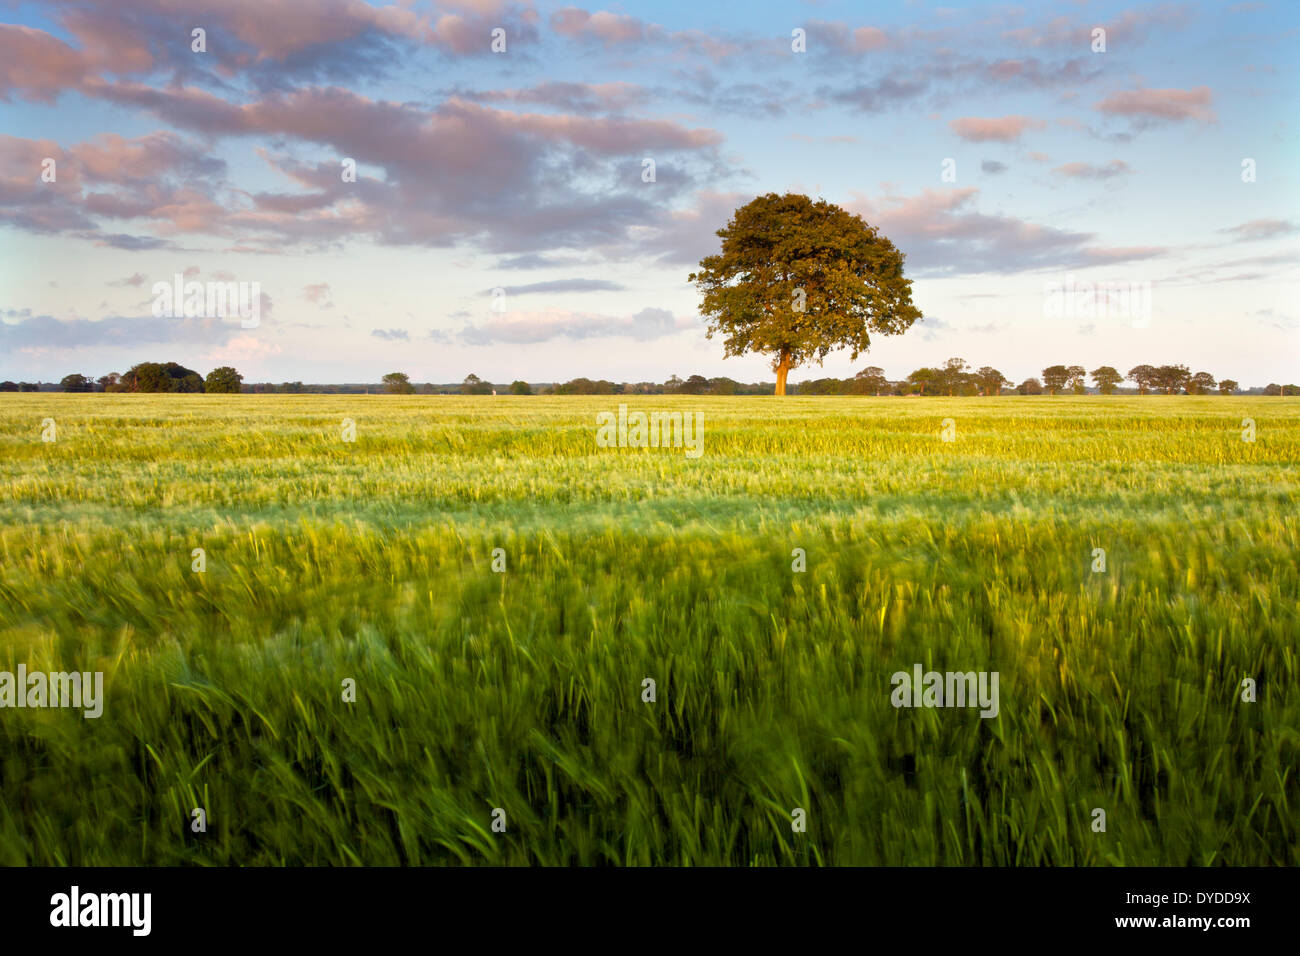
[847, 187, 1163, 275]
[981, 160, 1008, 174]
[495, 253, 585, 269]
[303, 282, 333, 305]
[1094, 86, 1215, 122]
[1080, 246, 1167, 263]
[548, 8, 737, 60]
[1052, 160, 1132, 179]
[459, 81, 647, 113]
[458, 307, 683, 345]
[486, 279, 625, 295]
[804, 20, 895, 55]
[40, 87, 726, 255]
[949, 115, 1044, 142]
[107, 272, 146, 287]
[0, 312, 248, 350]
[1218, 219, 1297, 242]
[371, 328, 410, 341]
[819, 77, 928, 113]
[204, 335, 283, 364]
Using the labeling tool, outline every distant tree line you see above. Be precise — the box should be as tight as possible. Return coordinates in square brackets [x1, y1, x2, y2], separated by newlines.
[16, 363, 1296, 396]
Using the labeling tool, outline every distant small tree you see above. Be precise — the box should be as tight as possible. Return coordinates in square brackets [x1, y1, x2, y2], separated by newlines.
[122, 363, 173, 392]
[906, 367, 940, 396]
[509, 380, 532, 395]
[1153, 364, 1191, 394]
[1066, 365, 1087, 394]
[709, 376, 738, 395]
[1090, 366, 1122, 395]
[1127, 364, 1157, 395]
[97, 373, 120, 392]
[462, 373, 492, 395]
[853, 366, 890, 396]
[938, 357, 970, 396]
[0, 381, 18, 391]
[1018, 377, 1043, 395]
[679, 374, 710, 395]
[663, 374, 683, 393]
[796, 377, 843, 395]
[1217, 379, 1238, 395]
[60, 373, 93, 392]
[383, 372, 415, 394]
[1188, 371, 1217, 395]
[1041, 365, 1069, 395]
[19, 382, 40, 392]
[205, 366, 243, 393]
[974, 366, 1008, 396]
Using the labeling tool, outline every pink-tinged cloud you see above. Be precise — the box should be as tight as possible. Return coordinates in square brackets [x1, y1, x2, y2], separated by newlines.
[1001, 5, 1191, 48]
[851, 27, 889, 52]
[845, 187, 1166, 275]
[1094, 86, 1215, 122]
[0, 25, 91, 102]
[549, 7, 737, 61]
[204, 335, 284, 365]
[551, 8, 648, 45]
[1217, 219, 1296, 242]
[303, 282, 332, 304]
[1081, 246, 1167, 263]
[805, 20, 896, 55]
[1052, 160, 1132, 179]
[458, 307, 682, 345]
[467, 81, 646, 113]
[948, 115, 1044, 142]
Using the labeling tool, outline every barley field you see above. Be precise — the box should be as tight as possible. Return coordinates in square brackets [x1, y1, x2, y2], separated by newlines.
[0, 394, 1296, 866]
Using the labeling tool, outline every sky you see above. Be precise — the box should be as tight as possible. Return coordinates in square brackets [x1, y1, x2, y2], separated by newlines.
[1, 0, 1297, 386]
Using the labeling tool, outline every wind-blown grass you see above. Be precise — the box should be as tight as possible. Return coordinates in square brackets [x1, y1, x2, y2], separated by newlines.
[0, 395, 1296, 864]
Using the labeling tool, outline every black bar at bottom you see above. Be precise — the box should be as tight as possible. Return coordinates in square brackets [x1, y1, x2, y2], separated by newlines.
[1, 866, 1289, 943]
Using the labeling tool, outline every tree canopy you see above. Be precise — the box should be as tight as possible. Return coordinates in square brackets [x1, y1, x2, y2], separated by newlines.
[690, 192, 921, 395]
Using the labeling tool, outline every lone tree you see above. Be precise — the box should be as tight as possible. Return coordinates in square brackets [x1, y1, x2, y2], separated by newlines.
[383, 372, 415, 394]
[1090, 366, 1122, 394]
[60, 373, 93, 392]
[1218, 379, 1238, 395]
[1188, 371, 1217, 394]
[1066, 365, 1087, 394]
[690, 193, 921, 396]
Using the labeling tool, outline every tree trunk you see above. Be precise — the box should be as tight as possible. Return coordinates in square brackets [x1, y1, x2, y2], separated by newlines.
[775, 347, 791, 396]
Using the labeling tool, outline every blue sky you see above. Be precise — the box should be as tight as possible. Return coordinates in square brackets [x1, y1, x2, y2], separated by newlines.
[1, 0, 1297, 385]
